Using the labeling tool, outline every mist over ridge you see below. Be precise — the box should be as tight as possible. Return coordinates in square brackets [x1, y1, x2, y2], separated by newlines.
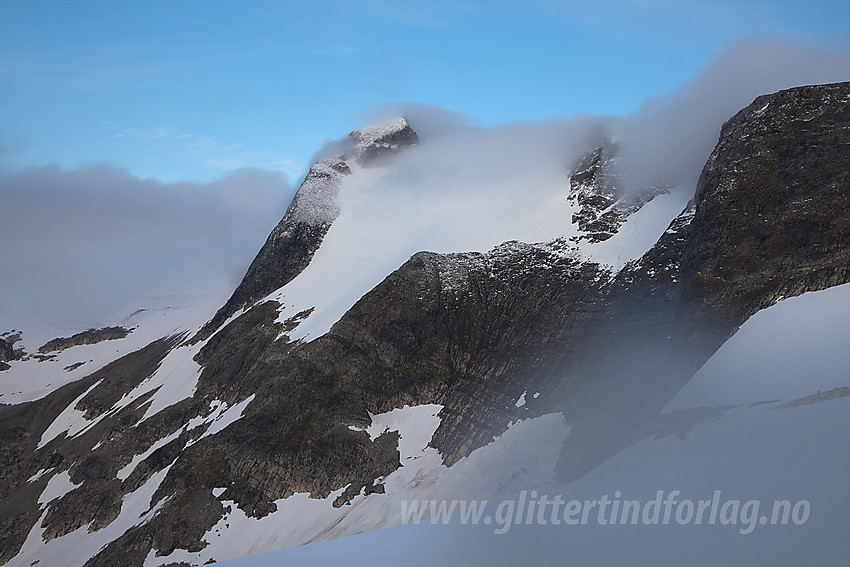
[1, 38, 848, 336]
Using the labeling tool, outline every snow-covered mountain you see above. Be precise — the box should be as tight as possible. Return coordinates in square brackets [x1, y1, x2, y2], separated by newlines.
[1, 82, 849, 566]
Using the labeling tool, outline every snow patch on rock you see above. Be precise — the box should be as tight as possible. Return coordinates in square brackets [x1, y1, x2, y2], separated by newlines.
[10, 464, 175, 567]
[143, 405, 570, 565]
[38, 379, 105, 449]
[37, 470, 81, 507]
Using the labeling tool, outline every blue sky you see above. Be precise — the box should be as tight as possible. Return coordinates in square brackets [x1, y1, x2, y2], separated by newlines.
[2, 0, 849, 183]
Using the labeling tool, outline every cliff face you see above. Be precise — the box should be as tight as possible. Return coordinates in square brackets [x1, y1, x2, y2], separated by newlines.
[1, 83, 849, 567]
[683, 82, 850, 335]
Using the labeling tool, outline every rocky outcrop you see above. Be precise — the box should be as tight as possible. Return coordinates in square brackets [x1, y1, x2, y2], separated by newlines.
[776, 386, 850, 409]
[0, 332, 24, 371]
[37, 327, 132, 354]
[568, 139, 669, 243]
[681, 81, 850, 338]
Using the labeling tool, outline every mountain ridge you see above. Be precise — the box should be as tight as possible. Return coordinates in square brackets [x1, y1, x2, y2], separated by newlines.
[1, 82, 848, 566]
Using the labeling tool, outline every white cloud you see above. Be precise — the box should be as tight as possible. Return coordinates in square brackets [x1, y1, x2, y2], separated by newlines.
[0, 164, 294, 330]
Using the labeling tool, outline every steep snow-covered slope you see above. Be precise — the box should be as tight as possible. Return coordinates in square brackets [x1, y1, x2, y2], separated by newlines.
[668, 282, 850, 410]
[144, 406, 569, 566]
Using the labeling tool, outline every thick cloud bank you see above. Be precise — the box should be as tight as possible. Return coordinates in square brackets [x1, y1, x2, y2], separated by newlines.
[0, 165, 293, 331]
[365, 38, 850, 197]
[615, 38, 850, 194]
[1, 39, 848, 335]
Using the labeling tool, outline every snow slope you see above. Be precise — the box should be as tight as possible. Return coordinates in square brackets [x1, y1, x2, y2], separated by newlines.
[0, 292, 224, 405]
[9, 465, 176, 567]
[666, 281, 850, 410]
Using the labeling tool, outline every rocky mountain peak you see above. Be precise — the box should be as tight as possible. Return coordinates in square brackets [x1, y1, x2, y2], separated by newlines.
[344, 117, 419, 165]
[568, 138, 669, 243]
[192, 119, 419, 343]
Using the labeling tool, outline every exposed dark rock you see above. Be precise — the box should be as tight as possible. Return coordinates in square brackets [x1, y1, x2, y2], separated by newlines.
[775, 387, 850, 409]
[0, 331, 25, 370]
[681, 81, 850, 339]
[193, 118, 419, 344]
[38, 327, 132, 354]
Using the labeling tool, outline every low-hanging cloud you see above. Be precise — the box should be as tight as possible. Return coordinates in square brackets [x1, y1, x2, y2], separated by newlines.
[615, 37, 850, 194]
[293, 39, 850, 288]
[0, 164, 293, 332]
[344, 38, 850, 200]
[2, 38, 848, 338]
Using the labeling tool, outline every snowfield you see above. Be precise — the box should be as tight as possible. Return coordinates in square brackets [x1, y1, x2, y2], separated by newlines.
[0, 292, 224, 405]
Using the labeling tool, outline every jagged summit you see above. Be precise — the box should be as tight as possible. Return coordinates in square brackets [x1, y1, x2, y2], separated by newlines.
[344, 117, 419, 164]
[568, 139, 669, 244]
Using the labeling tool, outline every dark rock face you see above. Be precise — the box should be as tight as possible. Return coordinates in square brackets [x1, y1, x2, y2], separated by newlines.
[682, 82, 850, 338]
[3, 84, 850, 566]
[37, 327, 132, 354]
